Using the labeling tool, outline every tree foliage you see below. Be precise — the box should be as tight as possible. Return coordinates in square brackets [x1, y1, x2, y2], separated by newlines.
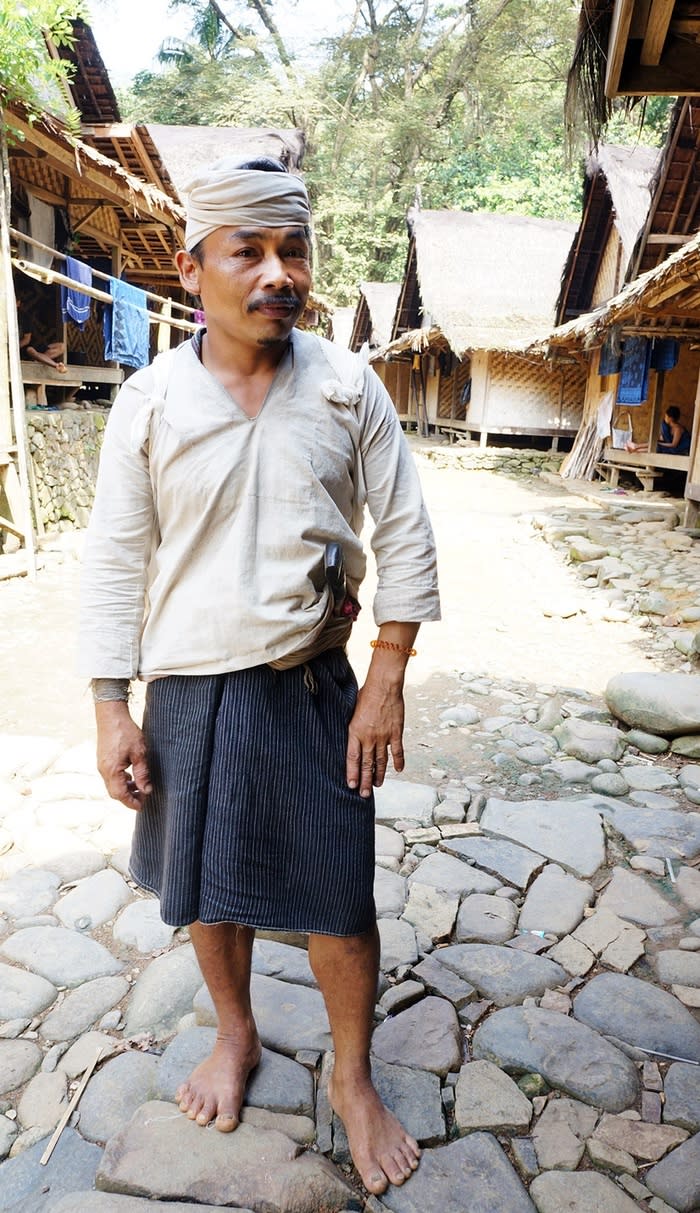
[119, 0, 674, 304]
[0, 0, 85, 132]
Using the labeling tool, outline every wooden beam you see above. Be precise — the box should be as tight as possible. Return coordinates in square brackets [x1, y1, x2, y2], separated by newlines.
[10, 113, 181, 230]
[605, 0, 637, 96]
[647, 233, 694, 244]
[617, 34, 700, 92]
[640, 0, 675, 64]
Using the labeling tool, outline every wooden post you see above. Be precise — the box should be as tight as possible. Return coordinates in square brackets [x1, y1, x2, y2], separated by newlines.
[0, 121, 36, 575]
[647, 369, 666, 451]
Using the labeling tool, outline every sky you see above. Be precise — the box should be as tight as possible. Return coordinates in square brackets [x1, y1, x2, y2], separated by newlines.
[87, 0, 347, 86]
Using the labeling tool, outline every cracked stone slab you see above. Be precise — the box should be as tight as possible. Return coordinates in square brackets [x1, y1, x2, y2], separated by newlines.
[435, 943, 566, 1007]
[663, 1063, 700, 1131]
[518, 865, 593, 937]
[480, 799, 605, 878]
[592, 1113, 688, 1161]
[645, 1132, 700, 1212]
[402, 882, 459, 941]
[195, 975, 332, 1056]
[473, 1006, 639, 1112]
[156, 1027, 314, 1116]
[530, 1170, 641, 1212]
[439, 836, 545, 889]
[95, 1101, 358, 1210]
[454, 1060, 532, 1133]
[380, 1131, 535, 1213]
[532, 1097, 599, 1170]
[374, 780, 438, 826]
[595, 803, 700, 861]
[409, 850, 501, 896]
[371, 995, 462, 1075]
[597, 867, 680, 928]
[574, 972, 700, 1065]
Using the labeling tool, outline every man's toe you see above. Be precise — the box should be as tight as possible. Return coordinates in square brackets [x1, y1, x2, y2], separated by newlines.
[215, 1111, 238, 1133]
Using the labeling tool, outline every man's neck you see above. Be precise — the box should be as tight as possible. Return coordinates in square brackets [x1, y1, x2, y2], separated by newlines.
[199, 329, 291, 418]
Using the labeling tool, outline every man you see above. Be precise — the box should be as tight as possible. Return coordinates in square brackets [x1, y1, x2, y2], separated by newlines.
[80, 158, 440, 1197]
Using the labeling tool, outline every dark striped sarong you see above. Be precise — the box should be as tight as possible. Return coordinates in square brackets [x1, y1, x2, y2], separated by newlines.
[129, 648, 376, 935]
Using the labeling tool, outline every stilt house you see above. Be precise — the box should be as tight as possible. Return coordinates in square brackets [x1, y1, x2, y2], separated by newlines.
[545, 98, 700, 503]
[374, 208, 587, 444]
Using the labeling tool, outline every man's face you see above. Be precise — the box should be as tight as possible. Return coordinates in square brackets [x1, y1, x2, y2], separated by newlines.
[177, 224, 311, 350]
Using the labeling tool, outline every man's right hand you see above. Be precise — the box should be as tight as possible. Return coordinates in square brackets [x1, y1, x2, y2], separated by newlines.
[95, 700, 152, 811]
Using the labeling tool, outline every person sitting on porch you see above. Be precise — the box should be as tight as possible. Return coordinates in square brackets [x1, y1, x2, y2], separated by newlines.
[625, 407, 691, 456]
[17, 298, 67, 373]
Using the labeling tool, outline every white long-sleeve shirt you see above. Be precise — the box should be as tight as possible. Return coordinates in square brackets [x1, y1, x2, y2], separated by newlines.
[79, 329, 440, 679]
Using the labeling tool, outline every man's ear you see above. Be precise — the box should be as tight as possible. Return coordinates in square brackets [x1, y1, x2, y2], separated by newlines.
[176, 249, 201, 295]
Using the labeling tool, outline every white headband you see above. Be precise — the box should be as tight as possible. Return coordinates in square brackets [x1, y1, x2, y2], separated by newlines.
[184, 162, 311, 251]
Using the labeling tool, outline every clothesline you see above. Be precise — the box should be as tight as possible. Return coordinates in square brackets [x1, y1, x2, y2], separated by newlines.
[9, 226, 197, 319]
[13, 259, 199, 334]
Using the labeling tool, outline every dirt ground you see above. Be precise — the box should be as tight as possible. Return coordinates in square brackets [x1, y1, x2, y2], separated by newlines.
[0, 446, 672, 783]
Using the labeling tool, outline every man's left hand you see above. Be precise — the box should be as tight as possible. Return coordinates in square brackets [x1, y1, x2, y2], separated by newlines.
[346, 678, 405, 799]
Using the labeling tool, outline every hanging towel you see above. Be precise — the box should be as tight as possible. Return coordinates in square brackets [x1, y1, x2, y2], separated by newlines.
[27, 194, 55, 267]
[103, 279, 150, 369]
[651, 337, 680, 372]
[157, 300, 172, 354]
[60, 257, 92, 329]
[616, 337, 651, 405]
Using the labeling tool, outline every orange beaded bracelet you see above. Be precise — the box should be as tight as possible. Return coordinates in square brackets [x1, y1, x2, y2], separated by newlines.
[370, 639, 417, 657]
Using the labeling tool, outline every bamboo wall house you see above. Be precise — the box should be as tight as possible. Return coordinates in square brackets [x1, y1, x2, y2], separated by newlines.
[375, 208, 587, 443]
[545, 94, 700, 507]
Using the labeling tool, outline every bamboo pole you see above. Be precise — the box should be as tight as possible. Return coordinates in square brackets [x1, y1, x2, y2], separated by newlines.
[1, 123, 36, 576]
[13, 259, 198, 333]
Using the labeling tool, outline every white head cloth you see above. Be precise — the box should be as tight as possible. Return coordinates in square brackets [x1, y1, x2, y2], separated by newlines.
[184, 159, 311, 251]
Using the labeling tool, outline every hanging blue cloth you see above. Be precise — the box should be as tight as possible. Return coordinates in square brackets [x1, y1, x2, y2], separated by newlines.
[617, 337, 651, 405]
[103, 279, 150, 369]
[60, 256, 92, 329]
[651, 338, 680, 372]
[598, 330, 622, 376]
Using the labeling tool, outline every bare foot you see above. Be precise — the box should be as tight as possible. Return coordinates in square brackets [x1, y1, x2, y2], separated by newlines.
[176, 1026, 261, 1132]
[329, 1070, 420, 1195]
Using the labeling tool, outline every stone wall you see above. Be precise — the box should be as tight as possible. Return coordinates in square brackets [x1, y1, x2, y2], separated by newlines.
[423, 446, 565, 478]
[26, 408, 107, 530]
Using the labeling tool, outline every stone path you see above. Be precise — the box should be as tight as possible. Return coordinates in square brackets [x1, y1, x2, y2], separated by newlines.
[2, 467, 700, 1211]
[1, 659, 700, 1211]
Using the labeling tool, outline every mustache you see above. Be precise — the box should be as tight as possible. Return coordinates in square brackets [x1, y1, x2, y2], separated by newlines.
[248, 294, 300, 312]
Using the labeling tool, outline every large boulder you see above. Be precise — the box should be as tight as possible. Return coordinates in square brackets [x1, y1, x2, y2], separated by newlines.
[606, 673, 700, 738]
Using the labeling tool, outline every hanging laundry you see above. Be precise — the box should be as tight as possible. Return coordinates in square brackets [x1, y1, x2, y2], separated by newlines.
[616, 337, 651, 405]
[26, 194, 55, 267]
[598, 329, 622, 376]
[60, 257, 92, 329]
[651, 337, 680, 372]
[103, 279, 150, 369]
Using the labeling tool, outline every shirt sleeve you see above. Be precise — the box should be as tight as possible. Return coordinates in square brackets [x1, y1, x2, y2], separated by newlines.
[77, 371, 158, 678]
[358, 368, 441, 626]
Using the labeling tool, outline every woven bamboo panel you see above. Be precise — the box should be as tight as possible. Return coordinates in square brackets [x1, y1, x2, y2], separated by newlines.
[437, 356, 469, 419]
[68, 312, 104, 364]
[486, 353, 585, 430]
[592, 231, 620, 307]
[14, 161, 64, 200]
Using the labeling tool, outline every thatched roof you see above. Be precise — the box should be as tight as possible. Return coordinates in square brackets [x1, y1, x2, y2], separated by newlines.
[542, 225, 700, 350]
[590, 144, 660, 263]
[329, 307, 355, 348]
[556, 142, 659, 325]
[565, 0, 700, 146]
[147, 125, 306, 199]
[349, 282, 400, 351]
[387, 210, 576, 356]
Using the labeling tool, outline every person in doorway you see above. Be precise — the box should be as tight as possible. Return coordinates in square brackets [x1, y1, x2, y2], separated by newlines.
[79, 157, 440, 1197]
[625, 406, 691, 455]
